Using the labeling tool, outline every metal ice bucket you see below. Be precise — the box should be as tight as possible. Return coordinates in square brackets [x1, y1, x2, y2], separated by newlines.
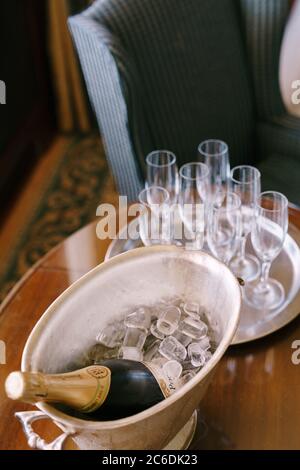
[16, 246, 241, 450]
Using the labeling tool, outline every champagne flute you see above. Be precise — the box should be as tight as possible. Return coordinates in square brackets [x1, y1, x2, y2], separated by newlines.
[178, 162, 210, 250]
[146, 150, 179, 203]
[230, 165, 261, 281]
[198, 139, 230, 204]
[207, 192, 241, 265]
[244, 191, 288, 310]
[138, 186, 171, 246]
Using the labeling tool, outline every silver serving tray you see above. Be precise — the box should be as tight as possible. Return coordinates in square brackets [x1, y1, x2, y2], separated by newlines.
[105, 219, 300, 344]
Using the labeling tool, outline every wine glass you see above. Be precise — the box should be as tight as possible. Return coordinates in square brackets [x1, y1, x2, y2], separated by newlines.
[244, 191, 289, 310]
[198, 139, 230, 204]
[138, 186, 171, 246]
[178, 162, 210, 250]
[207, 192, 241, 265]
[230, 165, 261, 281]
[146, 150, 179, 203]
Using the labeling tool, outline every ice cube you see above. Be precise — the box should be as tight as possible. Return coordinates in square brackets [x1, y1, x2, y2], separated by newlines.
[124, 307, 151, 331]
[150, 321, 165, 340]
[162, 360, 182, 381]
[151, 301, 168, 319]
[119, 346, 143, 361]
[144, 339, 160, 361]
[159, 336, 187, 362]
[95, 297, 216, 394]
[197, 336, 211, 351]
[204, 350, 212, 363]
[187, 343, 206, 367]
[173, 322, 193, 347]
[87, 343, 119, 364]
[96, 323, 125, 348]
[183, 302, 200, 319]
[123, 327, 147, 350]
[151, 355, 168, 368]
[180, 370, 196, 385]
[157, 306, 181, 335]
[181, 317, 208, 340]
[169, 296, 184, 307]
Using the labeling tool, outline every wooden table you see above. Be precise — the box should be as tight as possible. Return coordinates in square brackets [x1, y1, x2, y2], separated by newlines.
[1, 208, 300, 450]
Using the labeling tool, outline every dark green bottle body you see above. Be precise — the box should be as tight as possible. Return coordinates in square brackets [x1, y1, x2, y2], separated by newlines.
[96, 360, 165, 420]
[59, 360, 166, 421]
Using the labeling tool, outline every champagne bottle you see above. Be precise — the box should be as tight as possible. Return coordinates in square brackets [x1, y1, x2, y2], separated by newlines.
[5, 360, 175, 420]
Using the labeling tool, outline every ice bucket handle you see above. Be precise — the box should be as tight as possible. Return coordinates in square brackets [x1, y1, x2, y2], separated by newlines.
[15, 411, 74, 450]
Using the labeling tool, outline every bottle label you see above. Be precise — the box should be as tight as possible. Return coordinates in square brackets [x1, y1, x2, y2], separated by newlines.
[142, 362, 176, 398]
[79, 366, 111, 413]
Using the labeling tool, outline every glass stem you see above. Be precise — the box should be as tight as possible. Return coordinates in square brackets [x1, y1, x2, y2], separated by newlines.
[259, 261, 271, 290]
[195, 231, 204, 251]
[239, 236, 247, 261]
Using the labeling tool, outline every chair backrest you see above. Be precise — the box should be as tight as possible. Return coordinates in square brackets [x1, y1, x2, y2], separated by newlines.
[70, 0, 255, 179]
[238, 0, 290, 121]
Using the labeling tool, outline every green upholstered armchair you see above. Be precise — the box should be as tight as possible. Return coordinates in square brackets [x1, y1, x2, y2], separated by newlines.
[69, 0, 300, 203]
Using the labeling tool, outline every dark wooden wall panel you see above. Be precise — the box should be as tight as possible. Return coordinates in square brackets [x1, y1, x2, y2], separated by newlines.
[0, 0, 55, 206]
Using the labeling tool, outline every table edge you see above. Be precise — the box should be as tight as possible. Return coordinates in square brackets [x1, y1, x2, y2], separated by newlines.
[1, 205, 300, 315]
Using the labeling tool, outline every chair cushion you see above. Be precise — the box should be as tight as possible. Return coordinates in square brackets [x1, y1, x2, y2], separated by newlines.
[239, 0, 289, 120]
[279, 0, 300, 118]
[87, 0, 255, 169]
